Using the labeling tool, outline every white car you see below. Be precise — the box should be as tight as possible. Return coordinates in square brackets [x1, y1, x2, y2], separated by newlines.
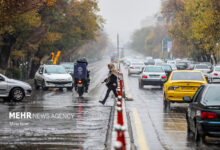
[34, 65, 73, 91]
[210, 66, 220, 83]
[138, 66, 167, 88]
[194, 64, 211, 82]
[0, 74, 32, 101]
[169, 64, 177, 70]
[128, 62, 145, 76]
[167, 60, 176, 65]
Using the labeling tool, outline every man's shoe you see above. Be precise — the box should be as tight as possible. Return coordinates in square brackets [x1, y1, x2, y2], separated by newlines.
[99, 100, 104, 105]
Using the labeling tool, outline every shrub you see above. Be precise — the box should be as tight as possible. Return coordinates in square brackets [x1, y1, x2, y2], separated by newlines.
[5, 67, 21, 79]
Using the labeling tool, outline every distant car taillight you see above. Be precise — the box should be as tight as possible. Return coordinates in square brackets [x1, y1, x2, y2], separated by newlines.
[130, 66, 134, 69]
[78, 80, 82, 84]
[214, 73, 218, 76]
[142, 75, 148, 78]
[161, 75, 167, 79]
[201, 111, 218, 119]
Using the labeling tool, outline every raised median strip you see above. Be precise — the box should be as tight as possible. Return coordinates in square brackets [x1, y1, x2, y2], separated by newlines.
[110, 63, 131, 150]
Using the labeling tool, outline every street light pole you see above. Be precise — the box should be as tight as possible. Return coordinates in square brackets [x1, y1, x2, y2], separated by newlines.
[117, 34, 120, 71]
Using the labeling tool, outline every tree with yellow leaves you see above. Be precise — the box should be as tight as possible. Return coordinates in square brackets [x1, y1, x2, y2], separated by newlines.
[162, 0, 220, 63]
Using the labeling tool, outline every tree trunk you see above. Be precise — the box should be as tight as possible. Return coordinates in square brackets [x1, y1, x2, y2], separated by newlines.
[0, 33, 16, 70]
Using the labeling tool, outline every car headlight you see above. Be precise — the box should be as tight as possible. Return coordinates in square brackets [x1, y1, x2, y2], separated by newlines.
[68, 77, 72, 81]
[44, 77, 51, 81]
[168, 86, 179, 90]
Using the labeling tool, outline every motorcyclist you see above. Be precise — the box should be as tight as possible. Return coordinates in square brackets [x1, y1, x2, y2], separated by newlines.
[74, 57, 90, 92]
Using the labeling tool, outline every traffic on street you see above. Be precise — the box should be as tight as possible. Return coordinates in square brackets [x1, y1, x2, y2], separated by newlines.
[1, 0, 220, 150]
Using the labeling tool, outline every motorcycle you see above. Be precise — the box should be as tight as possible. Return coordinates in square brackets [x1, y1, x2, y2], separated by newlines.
[74, 61, 90, 97]
[75, 79, 85, 97]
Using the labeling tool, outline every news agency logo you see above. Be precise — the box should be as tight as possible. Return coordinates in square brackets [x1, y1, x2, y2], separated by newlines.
[9, 112, 32, 119]
[9, 112, 75, 120]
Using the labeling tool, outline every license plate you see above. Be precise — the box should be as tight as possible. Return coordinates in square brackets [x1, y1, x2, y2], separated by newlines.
[181, 87, 195, 90]
[56, 84, 64, 87]
[213, 79, 220, 82]
[77, 84, 83, 87]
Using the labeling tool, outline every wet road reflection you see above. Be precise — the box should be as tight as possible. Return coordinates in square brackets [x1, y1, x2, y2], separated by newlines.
[0, 60, 113, 150]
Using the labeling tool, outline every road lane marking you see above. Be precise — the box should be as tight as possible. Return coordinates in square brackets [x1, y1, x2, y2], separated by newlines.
[132, 108, 150, 150]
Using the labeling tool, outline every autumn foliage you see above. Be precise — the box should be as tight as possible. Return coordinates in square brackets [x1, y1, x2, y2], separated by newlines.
[161, 0, 220, 63]
[0, 0, 104, 78]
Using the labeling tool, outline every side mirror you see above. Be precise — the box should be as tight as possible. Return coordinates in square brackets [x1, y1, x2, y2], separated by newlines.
[183, 96, 191, 103]
[39, 71, 43, 74]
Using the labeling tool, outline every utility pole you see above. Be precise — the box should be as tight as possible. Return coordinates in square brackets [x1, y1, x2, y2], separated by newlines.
[117, 34, 120, 71]
[117, 33, 120, 60]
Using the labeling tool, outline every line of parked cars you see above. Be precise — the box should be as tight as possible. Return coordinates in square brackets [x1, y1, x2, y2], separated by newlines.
[123, 56, 220, 144]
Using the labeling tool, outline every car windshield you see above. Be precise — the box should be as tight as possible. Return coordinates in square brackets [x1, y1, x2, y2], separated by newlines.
[215, 67, 220, 71]
[0, 74, 7, 79]
[202, 62, 212, 66]
[161, 65, 172, 71]
[147, 59, 155, 63]
[171, 72, 204, 81]
[60, 63, 74, 69]
[177, 62, 186, 66]
[168, 62, 175, 64]
[203, 86, 220, 106]
[45, 66, 67, 74]
[144, 67, 163, 72]
[195, 65, 209, 69]
[132, 63, 144, 66]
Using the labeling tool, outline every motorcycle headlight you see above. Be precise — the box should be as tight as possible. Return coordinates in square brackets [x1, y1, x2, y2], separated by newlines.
[168, 86, 179, 90]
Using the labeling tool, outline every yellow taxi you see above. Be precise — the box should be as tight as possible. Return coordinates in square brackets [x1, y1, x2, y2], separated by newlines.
[163, 70, 207, 109]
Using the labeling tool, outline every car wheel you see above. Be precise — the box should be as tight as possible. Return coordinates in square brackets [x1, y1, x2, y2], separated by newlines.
[163, 95, 170, 111]
[210, 78, 213, 84]
[42, 80, 48, 91]
[128, 71, 130, 76]
[139, 80, 143, 89]
[34, 79, 40, 90]
[186, 113, 192, 134]
[10, 88, 24, 102]
[194, 123, 200, 142]
[67, 86, 73, 91]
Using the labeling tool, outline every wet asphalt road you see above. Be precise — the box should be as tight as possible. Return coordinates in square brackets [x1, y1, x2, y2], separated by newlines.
[122, 65, 220, 150]
[1, 58, 220, 150]
[0, 59, 114, 150]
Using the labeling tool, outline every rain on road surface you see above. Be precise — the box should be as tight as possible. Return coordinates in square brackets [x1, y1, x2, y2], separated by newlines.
[1, 58, 220, 150]
[122, 65, 220, 150]
[0, 59, 114, 150]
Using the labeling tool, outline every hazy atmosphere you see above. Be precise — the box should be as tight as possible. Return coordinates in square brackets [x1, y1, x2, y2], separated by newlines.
[99, 0, 161, 44]
[1, 1, 220, 150]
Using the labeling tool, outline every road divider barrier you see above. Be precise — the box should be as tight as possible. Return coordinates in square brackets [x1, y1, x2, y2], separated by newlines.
[111, 63, 130, 150]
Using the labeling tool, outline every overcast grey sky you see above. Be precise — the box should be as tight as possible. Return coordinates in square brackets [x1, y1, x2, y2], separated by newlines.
[98, 0, 161, 45]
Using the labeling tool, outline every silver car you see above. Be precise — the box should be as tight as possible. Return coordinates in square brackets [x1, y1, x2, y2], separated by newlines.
[138, 66, 167, 88]
[60, 62, 74, 75]
[194, 64, 210, 81]
[209, 66, 220, 83]
[0, 74, 32, 101]
[128, 62, 145, 76]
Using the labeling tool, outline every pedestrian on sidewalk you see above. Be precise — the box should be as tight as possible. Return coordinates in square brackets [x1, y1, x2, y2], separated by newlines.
[99, 63, 118, 105]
